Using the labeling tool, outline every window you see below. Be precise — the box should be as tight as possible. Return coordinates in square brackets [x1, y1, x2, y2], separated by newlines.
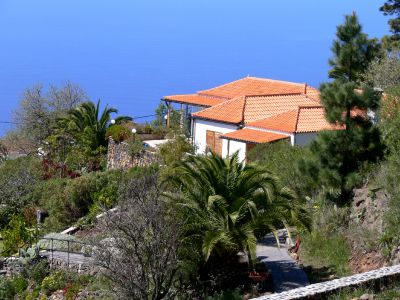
[206, 130, 223, 156]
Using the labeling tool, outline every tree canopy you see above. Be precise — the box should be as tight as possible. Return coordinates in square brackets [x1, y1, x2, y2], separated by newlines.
[305, 13, 384, 204]
[328, 13, 381, 82]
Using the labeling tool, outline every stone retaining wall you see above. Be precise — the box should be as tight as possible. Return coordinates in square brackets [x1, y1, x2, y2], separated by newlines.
[107, 138, 159, 170]
[252, 264, 400, 300]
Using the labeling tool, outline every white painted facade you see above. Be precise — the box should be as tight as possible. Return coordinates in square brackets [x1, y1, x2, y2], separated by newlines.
[192, 119, 246, 162]
[192, 119, 319, 162]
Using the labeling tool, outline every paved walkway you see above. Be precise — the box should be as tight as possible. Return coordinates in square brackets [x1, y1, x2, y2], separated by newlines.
[257, 231, 309, 293]
[40, 250, 92, 266]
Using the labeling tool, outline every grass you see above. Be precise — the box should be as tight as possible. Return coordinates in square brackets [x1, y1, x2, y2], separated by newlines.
[301, 230, 351, 282]
[327, 281, 400, 299]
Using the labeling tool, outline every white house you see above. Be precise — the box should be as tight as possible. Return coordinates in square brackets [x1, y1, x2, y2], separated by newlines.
[163, 77, 341, 161]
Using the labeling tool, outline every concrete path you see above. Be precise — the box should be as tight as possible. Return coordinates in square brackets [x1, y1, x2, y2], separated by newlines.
[40, 250, 92, 266]
[257, 231, 309, 293]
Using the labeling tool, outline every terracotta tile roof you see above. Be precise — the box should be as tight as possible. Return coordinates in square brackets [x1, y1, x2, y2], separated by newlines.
[248, 106, 344, 133]
[220, 129, 289, 144]
[164, 94, 225, 107]
[164, 77, 319, 107]
[248, 110, 299, 132]
[296, 107, 343, 132]
[192, 96, 246, 124]
[199, 77, 308, 99]
[193, 94, 318, 124]
[243, 94, 317, 122]
[305, 86, 321, 103]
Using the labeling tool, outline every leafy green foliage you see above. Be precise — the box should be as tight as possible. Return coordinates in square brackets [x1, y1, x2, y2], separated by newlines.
[22, 260, 50, 285]
[364, 52, 400, 90]
[153, 101, 181, 129]
[158, 135, 195, 166]
[167, 152, 310, 263]
[32, 170, 122, 231]
[328, 13, 381, 82]
[304, 13, 384, 204]
[0, 141, 8, 163]
[0, 156, 42, 227]
[41, 271, 69, 295]
[105, 124, 131, 143]
[301, 206, 351, 278]
[381, 0, 400, 38]
[1, 215, 35, 256]
[247, 140, 317, 198]
[0, 276, 28, 300]
[128, 139, 145, 157]
[60, 99, 131, 170]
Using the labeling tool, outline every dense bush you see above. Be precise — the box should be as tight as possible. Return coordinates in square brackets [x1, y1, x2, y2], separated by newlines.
[247, 140, 316, 198]
[1, 215, 36, 256]
[0, 275, 28, 300]
[0, 156, 42, 227]
[105, 125, 131, 142]
[158, 135, 195, 166]
[31, 170, 122, 231]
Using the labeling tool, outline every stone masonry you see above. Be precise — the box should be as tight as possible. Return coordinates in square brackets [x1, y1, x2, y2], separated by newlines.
[107, 138, 159, 170]
[251, 264, 400, 300]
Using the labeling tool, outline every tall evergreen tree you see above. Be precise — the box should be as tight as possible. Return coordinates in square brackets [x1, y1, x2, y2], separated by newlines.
[304, 13, 383, 205]
[328, 13, 381, 82]
[380, 0, 400, 51]
[381, 0, 400, 37]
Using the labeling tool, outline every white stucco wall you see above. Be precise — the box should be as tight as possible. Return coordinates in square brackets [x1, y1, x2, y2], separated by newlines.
[294, 132, 317, 146]
[222, 139, 247, 162]
[193, 119, 246, 161]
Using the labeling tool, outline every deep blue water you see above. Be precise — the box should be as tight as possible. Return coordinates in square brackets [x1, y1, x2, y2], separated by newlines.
[0, 0, 390, 135]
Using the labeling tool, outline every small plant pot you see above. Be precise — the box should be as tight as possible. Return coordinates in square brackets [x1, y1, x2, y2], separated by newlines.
[249, 271, 270, 282]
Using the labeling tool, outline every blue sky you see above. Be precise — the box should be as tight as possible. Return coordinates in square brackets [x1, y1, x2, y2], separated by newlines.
[0, 0, 390, 135]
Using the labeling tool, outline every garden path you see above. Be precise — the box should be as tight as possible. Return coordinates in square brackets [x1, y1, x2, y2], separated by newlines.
[40, 250, 92, 266]
[256, 231, 309, 293]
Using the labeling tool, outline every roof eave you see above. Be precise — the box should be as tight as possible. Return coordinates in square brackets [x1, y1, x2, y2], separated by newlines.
[191, 115, 241, 126]
[162, 97, 213, 108]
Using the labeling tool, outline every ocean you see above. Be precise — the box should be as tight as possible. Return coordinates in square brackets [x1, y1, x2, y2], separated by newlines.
[0, 0, 389, 136]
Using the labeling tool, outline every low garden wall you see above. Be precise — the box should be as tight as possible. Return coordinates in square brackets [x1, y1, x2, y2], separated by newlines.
[107, 138, 159, 170]
[252, 264, 400, 300]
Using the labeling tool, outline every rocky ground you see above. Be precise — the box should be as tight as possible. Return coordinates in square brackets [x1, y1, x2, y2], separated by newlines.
[347, 186, 389, 273]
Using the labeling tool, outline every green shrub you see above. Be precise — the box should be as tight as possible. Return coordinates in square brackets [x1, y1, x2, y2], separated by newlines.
[1, 215, 35, 256]
[105, 125, 131, 142]
[247, 140, 316, 198]
[158, 135, 195, 166]
[128, 139, 145, 156]
[301, 206, 351, 277]
[33, 170, 122, 231]
[22, 259, 50, 285]
[0, 156, 42, 228]
[41, 271, 68, 295]
[207, 289, 243, 300]
[0, 276, 28, 300]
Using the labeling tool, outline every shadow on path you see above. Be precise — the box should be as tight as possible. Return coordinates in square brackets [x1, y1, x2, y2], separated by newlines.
[257, 231, 309, 293]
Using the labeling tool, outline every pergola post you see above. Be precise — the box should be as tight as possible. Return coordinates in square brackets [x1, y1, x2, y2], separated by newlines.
[180, 103, 184, 129]
[166, 101, 171, 128]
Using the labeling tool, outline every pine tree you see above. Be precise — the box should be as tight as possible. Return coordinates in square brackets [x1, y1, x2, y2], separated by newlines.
[381, 0, 400, 37]
[328, 13, 381, 82]
[380, 0, 400, 50]
[305, 13, 384, 205]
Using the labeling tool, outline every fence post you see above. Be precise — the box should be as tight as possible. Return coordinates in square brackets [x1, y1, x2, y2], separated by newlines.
[51, 238, 54, 268]
[67, 240, 70, 268]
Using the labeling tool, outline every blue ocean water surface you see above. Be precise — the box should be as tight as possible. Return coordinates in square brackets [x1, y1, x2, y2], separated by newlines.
[0, 0, 389, 135]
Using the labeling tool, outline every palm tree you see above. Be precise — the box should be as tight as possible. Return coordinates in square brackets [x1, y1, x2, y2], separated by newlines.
[166, 152, 310, 264]
[65, 100, 132, 152]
